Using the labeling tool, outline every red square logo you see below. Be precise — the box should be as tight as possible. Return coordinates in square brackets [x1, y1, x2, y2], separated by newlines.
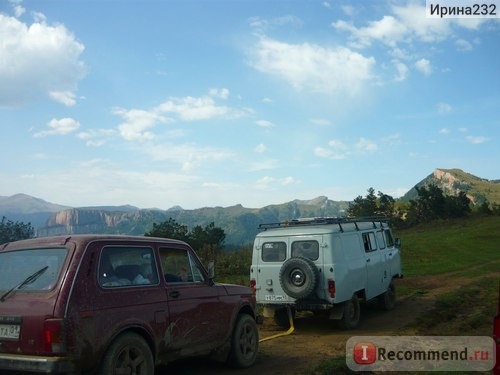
[353, 342, 377, 364]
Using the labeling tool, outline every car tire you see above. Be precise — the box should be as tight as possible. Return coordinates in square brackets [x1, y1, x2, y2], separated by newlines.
[279, 256, 319, 299]
[339, 294, 360, 330]
[99, 332, 154, 375]
[228, 314, 259, 368]
[378, 281, 396, 310]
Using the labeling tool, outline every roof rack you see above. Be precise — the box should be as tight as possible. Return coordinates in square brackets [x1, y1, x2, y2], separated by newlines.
[258, 216, 390, 232]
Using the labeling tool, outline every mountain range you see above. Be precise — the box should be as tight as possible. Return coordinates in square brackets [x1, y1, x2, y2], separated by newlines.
[1, 168, 498, 247]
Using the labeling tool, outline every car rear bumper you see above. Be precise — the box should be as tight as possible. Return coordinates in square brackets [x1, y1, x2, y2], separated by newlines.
[0, 353, 75, 373]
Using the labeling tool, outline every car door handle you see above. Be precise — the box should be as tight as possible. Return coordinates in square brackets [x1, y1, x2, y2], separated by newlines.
[366, 258, 370, 263]
[169, 290, 180, 298]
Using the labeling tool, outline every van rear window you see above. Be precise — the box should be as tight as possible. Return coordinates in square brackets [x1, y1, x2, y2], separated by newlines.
[291, 241, 319, 260]
[0, 248, 67, 292]
[262, 242, 286, 262]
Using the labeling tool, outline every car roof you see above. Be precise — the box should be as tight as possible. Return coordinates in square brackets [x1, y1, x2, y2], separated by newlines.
[0, 234, 187, 251]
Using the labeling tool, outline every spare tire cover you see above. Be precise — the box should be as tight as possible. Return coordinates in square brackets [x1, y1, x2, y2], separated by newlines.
[279, 256, 319, 299]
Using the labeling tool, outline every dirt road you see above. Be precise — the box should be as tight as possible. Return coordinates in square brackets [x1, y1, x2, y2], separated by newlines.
[160, 271, 498, 375]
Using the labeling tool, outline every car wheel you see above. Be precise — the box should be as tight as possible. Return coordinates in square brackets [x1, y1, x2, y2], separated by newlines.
[99, 332, 154, 375]
[228, 314, 259, 368]
[379, 281, 396, 310]
[279, 256, 319, 299]
[339, 294, 360, 329]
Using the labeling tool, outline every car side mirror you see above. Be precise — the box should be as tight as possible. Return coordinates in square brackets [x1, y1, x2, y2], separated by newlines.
[395, 238, 401, 248]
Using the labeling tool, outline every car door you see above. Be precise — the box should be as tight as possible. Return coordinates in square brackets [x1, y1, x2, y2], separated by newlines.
[159, 246, 225, 352]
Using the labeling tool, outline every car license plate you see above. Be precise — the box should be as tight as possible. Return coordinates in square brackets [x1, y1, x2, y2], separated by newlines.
[265, 294, 288, 301]
[0, 324, 20, 340]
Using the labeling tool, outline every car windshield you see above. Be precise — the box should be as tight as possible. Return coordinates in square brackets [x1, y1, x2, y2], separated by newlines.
[0, 248, 68, 292]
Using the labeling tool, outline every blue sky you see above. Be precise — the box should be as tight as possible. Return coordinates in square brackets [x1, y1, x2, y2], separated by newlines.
[0, 0, 498, 209]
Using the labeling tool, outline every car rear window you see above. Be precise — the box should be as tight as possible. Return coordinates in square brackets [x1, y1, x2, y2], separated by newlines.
[0, 248, 67, 292]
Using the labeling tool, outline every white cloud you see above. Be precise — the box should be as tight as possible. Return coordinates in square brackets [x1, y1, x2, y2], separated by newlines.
[0, 13, 86, 107]
[415, 58, 432, 75]
[314, 139, 350, 160]
[113, 108, 166, 141]
[455, 39, 473, 52]
[393, 60, 409, 81]
[249, 36, 375, 97]
[254, 143, 267, 153]
[256, 120, 274, 128]
[255, 175, 299, 190]
[34, 117, 80, 137]
[439, 128, 451, 134]
[437, 102, 453, 114]
[356, 137, 378, 151]
[9, 0, 25, 17]
[466, 136, 488, 144]
[310, 118, 332, 126]
[77, 128, 117, 147]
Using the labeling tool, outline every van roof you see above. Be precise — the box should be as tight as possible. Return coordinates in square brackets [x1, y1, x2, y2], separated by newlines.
[256, 217, 390, 238]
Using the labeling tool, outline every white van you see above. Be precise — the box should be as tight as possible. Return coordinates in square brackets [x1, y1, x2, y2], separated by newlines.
[250, 217, 403, 329]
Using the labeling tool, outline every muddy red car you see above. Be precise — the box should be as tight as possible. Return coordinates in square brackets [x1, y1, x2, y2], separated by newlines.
[0, 235, 259, 374]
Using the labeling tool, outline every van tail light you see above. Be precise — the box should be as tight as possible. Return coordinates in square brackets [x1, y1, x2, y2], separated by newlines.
[250, 279, 256, 294]
[43, 319, 66, 354]
[328, 279, 335, 299]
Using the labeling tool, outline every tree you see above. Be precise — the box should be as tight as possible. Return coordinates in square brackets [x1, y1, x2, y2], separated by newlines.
[145, 218, 226, 264]
[347, 188, 395, 218]
[0, 216, 34, 244]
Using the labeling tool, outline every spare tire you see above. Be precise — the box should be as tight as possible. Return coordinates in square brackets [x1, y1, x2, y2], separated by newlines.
[279, 256, 319, 299]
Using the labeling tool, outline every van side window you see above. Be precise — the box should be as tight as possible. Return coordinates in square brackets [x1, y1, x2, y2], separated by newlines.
[362, 232, 377, 252]
[99, 246, 158, 288]
[376, 231, 386, 249]
[262, 242, 286, 262]
[291, 241, 319, 261]
[384, 230, 395, 247]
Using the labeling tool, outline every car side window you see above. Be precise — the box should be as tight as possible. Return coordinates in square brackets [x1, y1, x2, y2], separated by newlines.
[262, 242, 286, 262]
[362, 232, 377, 252]
[99, 246, 158, 288]
[160, 248, 206, 283]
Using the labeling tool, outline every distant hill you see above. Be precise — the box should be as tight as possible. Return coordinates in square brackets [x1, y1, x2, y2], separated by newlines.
[401, 168, 500, 205]
[36, 197, 349, 247]
[2, 168, 498, 247]
[0, 193, 70, 228]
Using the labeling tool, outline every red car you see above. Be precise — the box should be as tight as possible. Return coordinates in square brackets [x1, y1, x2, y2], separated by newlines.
[494, 284, 500, 375]
[0, 235, 259, 374]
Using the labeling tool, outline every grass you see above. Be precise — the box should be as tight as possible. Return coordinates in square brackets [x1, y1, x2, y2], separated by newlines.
[305, 215, 500, 375]
[396, 215, 500, 277]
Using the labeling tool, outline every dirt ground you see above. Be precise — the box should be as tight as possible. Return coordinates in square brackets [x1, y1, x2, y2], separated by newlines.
[160, 270, 498, 375]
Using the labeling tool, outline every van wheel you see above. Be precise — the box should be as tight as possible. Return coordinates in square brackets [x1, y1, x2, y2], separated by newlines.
[228, 314, 259, 368]
[379, 281, 396, 310]
[339, 294, 360, 329]
[279, 256, 319, 299]
[99, 332, 154, 375]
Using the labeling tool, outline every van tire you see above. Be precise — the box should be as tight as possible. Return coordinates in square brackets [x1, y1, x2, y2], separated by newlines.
[379, 281, 396, 310]
[99, 332, 154, 375]
[339, 294, 360, 329]
[279, 257, 319, 299]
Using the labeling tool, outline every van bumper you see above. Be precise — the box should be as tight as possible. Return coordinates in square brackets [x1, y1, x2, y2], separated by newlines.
[0, 353, 75, 374]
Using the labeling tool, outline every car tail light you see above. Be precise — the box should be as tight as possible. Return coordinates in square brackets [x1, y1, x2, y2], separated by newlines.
[250, 279, 256, 294]
[43, 319, 66, 354]
[328, 279, 335, 299]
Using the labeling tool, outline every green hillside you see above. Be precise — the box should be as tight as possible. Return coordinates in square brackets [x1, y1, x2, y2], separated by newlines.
[401, 168, 500, 205]
[395, 215, 500, 277]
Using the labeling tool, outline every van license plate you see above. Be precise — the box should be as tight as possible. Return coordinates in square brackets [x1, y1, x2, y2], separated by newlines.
[0, 324, 20, 340]
[265, 294, 287, 301]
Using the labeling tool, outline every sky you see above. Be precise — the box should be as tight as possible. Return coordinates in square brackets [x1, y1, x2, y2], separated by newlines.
[0, 0, 499, 210]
